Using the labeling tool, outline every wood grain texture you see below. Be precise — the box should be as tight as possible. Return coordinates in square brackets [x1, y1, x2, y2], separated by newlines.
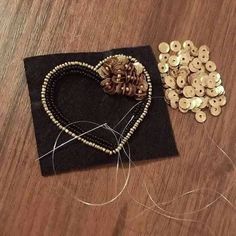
[0, 0, 236, 235]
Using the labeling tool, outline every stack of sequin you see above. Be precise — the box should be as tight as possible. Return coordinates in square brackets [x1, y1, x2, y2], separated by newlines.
[157, 40, 227, 123]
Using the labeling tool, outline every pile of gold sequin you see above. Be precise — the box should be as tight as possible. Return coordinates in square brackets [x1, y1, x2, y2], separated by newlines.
[157, 40, 227, 123]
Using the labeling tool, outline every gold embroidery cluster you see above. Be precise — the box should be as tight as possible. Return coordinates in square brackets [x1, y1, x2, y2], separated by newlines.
[97, 55, 149, 100]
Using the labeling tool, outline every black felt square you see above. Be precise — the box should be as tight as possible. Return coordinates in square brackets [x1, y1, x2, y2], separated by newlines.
[24, 46, 178, 176]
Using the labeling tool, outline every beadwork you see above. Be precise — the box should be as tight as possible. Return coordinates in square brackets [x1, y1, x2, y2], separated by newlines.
[41, 55, 152, 155]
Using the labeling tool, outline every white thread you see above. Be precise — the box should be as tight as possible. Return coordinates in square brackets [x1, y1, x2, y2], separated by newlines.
[51, 120, 131, 206]
[47, 96, 235, 213]
[203, 124, 236, 170]
[37, 123, 107, 160]
[113, 96, 164, 129]
[115, 136, 216, 236]
[112, 95, 235, 234]
[39, 95, 235, 233]
[113, 102, 142, 129]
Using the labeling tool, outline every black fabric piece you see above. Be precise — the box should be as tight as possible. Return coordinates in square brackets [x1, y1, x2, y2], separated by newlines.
[24, 46, 178, 176]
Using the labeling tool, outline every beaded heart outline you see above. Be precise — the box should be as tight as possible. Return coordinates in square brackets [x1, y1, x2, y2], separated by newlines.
[41, 54, 152, 155]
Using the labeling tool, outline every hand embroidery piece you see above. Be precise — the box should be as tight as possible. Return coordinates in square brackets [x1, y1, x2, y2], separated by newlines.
[41, 54, 152, 155]
[24, 46, 179, 175]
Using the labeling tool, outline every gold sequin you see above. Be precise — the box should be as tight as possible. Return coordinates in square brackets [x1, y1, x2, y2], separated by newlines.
[179, 107, 189, 113]
[165, 88, 172, 98]
[159, 53, 170, 62]
[205, 76, 216, 88]
[194, 85, 205, 96]
[198, 52, 209, 63]
[170, 98, 179, 109]
[206, 88, 218, 97]
[168, 55, 180, 67]
[205, 61, 216, 72]
[179, 98, 190, 110]
[192, 107, 201, 113]
[168, 90, 179, 100]
[179, 53, 190, 65]
[198, 65, 206, 73]
[179, 66, 190, 77]
[189, 62, 198, 72]
[190, 75, 201, 88]
[164, 75, 176, 89]
[176, 75, 187, 88]
[195, 110, 207, 123]
[209, 98, 219, 108]
[183, 86, 195, 98]
[209, 72, 220, 82]
[199, 45, 210, 54]
[183, 40, 194, 49]
[158, 42, 170, 53]
[170, 41, 181, 52]
[192, 58, 202, 69]
[190, 47, 199, 57]
[158, 62, 169, 73]
[210, 106, 221, 116]
[217, 95, 227, 106]
[215, 85, 225, 95]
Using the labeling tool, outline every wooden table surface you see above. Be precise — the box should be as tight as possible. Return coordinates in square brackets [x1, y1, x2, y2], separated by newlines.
[0, 0, 235, 235]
